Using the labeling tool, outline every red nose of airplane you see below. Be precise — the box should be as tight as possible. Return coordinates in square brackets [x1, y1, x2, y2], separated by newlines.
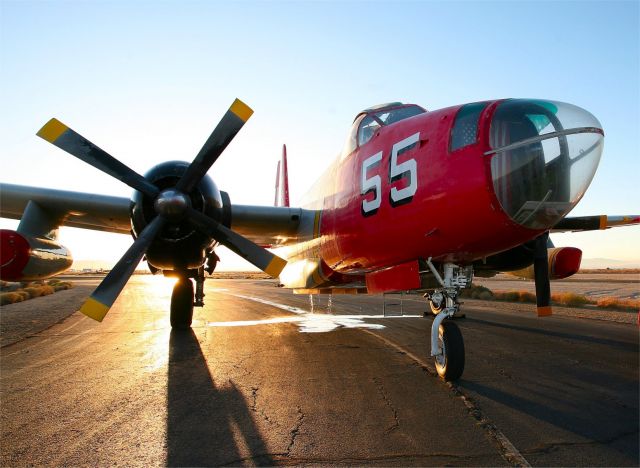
[486, 99, 604, 230]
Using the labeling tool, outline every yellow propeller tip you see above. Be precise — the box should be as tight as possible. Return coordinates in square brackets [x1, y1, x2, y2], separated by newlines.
[230, 99, 254, 122]
[80, 297, 110, 322]
[36, 118, 68, 143]
[264, 257, 287, 278]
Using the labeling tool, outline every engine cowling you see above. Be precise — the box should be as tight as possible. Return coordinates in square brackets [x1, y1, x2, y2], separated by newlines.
[508, 247, 582, 280]
[130, 161, 228, 272]
[0, 229, 73, 281]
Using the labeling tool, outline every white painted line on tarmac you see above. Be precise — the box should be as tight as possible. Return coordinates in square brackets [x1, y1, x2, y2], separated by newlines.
[214, 291, 420, 333]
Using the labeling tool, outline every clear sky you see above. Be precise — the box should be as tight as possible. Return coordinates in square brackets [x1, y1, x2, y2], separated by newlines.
[1, 0, 638, 269]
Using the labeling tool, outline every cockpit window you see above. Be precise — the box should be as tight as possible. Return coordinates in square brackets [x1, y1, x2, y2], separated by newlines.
[341, 114, 364, 157]
[373, 105, 424, 125]
[341, 104, 426, 158]
[450, 102, 488, 151]
[358, 115, 381, 146]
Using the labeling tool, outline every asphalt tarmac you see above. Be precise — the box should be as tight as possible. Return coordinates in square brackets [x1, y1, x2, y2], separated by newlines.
[1, 277, 638, 466]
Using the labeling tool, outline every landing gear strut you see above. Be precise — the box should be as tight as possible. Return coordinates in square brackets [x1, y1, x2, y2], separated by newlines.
[425, 259, 472, 381]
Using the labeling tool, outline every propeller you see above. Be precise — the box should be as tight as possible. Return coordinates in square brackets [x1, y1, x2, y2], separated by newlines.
[37, 98, 287, 322]
[37, 118, 159, 199]
[533, 231, 552, 316]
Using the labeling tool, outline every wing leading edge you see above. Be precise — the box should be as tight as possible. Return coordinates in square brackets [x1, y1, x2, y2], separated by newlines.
[552, 215, 640, 232]
[0, 183, 131, 234]
[0, 183, 315, 247]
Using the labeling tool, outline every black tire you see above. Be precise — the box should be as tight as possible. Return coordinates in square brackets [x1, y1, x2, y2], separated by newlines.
[171, 278, 194, 329]
[434, 321, 465, 381]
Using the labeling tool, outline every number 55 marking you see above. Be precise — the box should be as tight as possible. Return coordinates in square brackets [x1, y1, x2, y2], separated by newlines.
[361, 132, 419, 215]
[361, 151, 382, 216]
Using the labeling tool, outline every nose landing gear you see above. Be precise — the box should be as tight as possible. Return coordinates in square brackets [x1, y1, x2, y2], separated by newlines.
[424, 259, 472, 381]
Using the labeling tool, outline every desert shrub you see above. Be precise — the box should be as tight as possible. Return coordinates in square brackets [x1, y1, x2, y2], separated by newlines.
[53, 281, 72, 291]
[477, 290, 494, 300]
[460, 285, 494, 299]
[23, 287, 44, 298]
[518, 291, 537, 303]
[0, 292, 24, 305]
[596, 297, 640, 312]
[552, 292, 589, 307]
[39, 285, 55, 296]
[16, 291, 30, 301]
[496, 291, 520, 302]
[472, 285, 494, 299]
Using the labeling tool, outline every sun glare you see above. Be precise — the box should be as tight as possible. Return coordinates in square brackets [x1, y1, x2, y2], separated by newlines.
[144, 275, 178, 299]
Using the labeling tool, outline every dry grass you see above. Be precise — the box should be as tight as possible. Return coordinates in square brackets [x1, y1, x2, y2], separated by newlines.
[463, 284, 638, 312]
[595, 297, 640, 312]
[551, 292, 589, 307]
[0, 280, 73, 305]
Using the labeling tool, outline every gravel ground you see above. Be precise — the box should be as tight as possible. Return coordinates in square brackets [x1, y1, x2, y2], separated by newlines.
[0, 282, 95, 347]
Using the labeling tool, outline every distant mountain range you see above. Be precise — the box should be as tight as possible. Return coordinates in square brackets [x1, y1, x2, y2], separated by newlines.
[579, 258, 640, 269]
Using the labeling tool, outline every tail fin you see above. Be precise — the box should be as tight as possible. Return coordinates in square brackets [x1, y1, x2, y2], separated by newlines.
[274, 160, 281, 206]
[274, 144, 290, 207]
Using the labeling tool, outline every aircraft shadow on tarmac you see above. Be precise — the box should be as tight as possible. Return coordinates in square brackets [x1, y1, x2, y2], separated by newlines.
[463, 316, 637, 352]
[459, 318, 638, 463]
[461, 380, 639, 462]
[167, 330, 274, 466]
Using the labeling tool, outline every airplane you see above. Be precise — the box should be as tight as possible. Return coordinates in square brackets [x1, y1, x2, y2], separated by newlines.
[1, 98, 638, 381]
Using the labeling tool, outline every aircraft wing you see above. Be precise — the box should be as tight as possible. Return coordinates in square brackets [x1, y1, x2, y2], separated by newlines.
[0, 183, 132, 234]
[0, 183, 307, 246]
[552, 215, 640, 232]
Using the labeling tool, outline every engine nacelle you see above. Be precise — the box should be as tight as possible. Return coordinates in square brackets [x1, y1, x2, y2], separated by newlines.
[130, 161, 228, 272]
[509, 247, 582, 280]
[0, 229, 73, 281]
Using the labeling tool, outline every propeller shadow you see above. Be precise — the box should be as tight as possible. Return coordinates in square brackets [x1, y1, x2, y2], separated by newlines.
[167, 330, 274, 466]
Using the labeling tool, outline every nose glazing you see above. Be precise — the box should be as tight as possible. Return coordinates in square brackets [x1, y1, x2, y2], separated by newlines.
[487, 99, 604, 230]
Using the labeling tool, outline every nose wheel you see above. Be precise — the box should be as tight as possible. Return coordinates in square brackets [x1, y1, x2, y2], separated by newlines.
[425, 259, 471, 381]
[170, 277, 194, 329]
[434, 321, 465, 380]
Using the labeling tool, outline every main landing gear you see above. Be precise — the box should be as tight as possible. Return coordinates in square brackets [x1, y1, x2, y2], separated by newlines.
[424, 259, 473, 381]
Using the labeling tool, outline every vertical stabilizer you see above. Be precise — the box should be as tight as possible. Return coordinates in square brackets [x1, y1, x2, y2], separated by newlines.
[274, 144, 290, 207]
[274, 160, 281, 206]
[281, 144, 290, 207]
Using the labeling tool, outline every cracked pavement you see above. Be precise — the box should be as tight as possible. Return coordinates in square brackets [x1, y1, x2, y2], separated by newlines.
[1, 277, 637, 466]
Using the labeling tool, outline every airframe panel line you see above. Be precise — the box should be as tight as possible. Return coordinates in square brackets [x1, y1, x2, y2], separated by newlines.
[360, 328, 531, 468]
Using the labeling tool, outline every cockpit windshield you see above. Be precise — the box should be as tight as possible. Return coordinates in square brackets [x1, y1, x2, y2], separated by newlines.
[341, 103, 426, 157]
[371, 105, 425, 126]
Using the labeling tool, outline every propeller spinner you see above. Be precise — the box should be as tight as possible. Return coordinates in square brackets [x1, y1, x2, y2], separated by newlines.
[37, 99, 287, 322]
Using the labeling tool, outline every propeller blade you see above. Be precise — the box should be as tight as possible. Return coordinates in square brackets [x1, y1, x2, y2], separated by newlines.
[186, 207, 286, 278]
[37, 118, 159, 199]
[533, 232, 552, 317]
[176, 98, 253, 193]
[80, 216, 166, 321]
